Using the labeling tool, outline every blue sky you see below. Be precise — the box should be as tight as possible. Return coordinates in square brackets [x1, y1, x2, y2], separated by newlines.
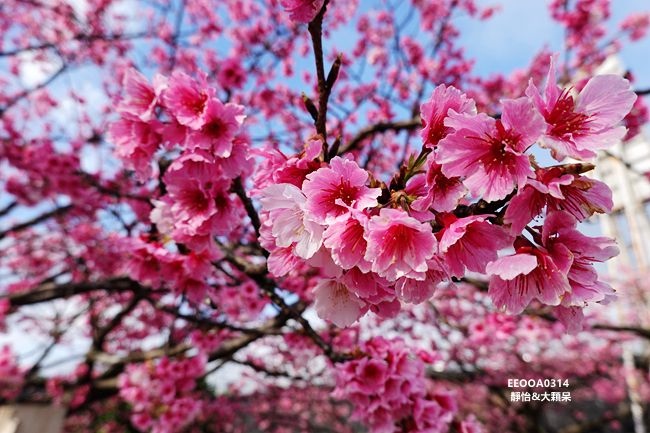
[457, 0, 650, 87]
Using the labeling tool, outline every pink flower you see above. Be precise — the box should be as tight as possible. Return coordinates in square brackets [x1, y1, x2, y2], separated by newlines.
[354, 358, 389, 394]
[459, 415, 484, 433]
[364, 208, 437, 281]
[302, 156, 380, 224]
[312, 278, 364, 327]
[542, 211, 618, 306]
[108, 118, 162, 180]
[149, 198, 175, 236]
[342, 267, 399, 318]
[164, 152, 230, 235]
[438, 214, 511, 276]
[553, 305, 585, 334]
[187, 98, 245, 157]
[323, 212, 372, 272]
[334, 337, 455, 433]
[122, 239, 165, 288]
[118, 356, 205, 433]
[620, 13, 650, 41]
[437, 97, 545, 202]
[504, 167, 612, 233]
[259, 183, 323, 259]
[163, 71, 214, 129]
[411, 157, 466, 213]
[117, 68, 158, 122]
[217, 57, 247, 90]
[281, 0, 324, 23]
[526, 57, 637, 160]
[0, 346, 24, 400]
[420, 84, 476, 148]
[394, 260, 447, 304]
[486, 240, 573, 314]
[216, 134, 253, 179]
[488, 210, 618, 315]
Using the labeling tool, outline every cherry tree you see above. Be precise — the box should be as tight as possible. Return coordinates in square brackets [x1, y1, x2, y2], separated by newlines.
[1, 0, 649, 432]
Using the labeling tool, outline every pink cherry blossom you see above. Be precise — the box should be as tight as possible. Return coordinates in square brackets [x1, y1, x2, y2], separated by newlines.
[302, 156, 381, 224]
[526, 57, 637, 160]
[364, 208, 437, 281]
[259, 183, 323, 259]
[488, 210, 618, 316]
[420, 84, 476, 148]
[0, 346, 24, 400]
[117, 68, 158, 122]
[118, 356, 206, 433]
[323, 211, 372, 272]
[341, 267, 400, 318]
[108, 118, 162, 180]
[162, 71, 215, 129]
[438, 214, 511, 276]
[281, 0, 324, 23]
[1, 2, 647, 431]
[411, 156, 466, 213]
[394, 261, 447, 303]
[312, 278, 365, 327]
[437, 97, 545, 202]
[541, 211, 619, 306]
[504, 167, 613, 233]
[186, 98, 246, 157]
[334, 337, 456, 433]
[486, 241, 573, 314]
[164, 152, 233, 236]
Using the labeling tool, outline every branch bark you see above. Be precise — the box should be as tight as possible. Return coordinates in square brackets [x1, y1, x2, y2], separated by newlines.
[340, 119, 420, 154]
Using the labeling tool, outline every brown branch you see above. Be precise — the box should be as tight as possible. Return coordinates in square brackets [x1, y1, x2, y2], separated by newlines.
[78, 171, 152, 203]
[308, 0, 331, 155]
[231, 176, 262, 239]
[0, 200, 18, 217]
[0, 204, 73, 240]
[208, 311, 291, 361]
[525, 309, 650, 341]
[93, 294, 144, 351]
[0, 32, 148, 57]
[151, 300, 266, 335]
[593, 323, 650, 340]
[4, 276, 143, 306]
[340, 118, 420, 154]
[220, 249, 351, 362]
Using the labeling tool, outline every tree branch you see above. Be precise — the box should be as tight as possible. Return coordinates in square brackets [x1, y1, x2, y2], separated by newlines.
[0, 204, 73, 240]
[231, 176, 262, 239]
[4, 276, 144, 306]
[340, 119, 420, 154]
[308, 0, 331, 155]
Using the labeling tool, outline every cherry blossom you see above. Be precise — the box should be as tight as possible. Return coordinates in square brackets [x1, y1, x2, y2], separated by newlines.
[437, 97, 545, 202]
[0, 1, 647, 432]
[526, 57, 637, 160]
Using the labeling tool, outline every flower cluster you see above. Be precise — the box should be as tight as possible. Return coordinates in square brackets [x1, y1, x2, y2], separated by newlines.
[110, 68, 251, 256]
[121, 237, 215, 303]
[257, 58, 635, 329]
[488, 210, 618, 320]
[118, 355, 206, 433]
[0, 345, 24, 400]
[333, 337, 457, 433]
